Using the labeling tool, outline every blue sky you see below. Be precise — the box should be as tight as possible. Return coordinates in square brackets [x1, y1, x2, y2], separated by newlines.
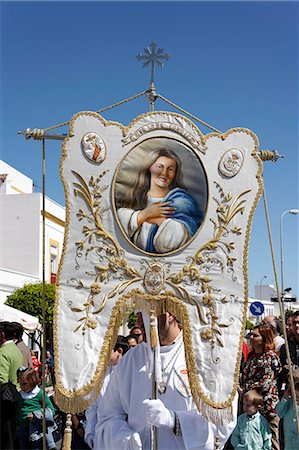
[1, 1, 298, 298]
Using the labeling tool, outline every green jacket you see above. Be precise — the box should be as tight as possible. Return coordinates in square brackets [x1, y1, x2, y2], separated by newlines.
[17, 388, 55, 425]
[231, 411, 272, 450]
[276, 397, 299, 450]
[0, 340, 23, 387]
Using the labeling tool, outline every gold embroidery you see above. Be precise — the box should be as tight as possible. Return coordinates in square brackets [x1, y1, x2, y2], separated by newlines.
[68, 170, 142, 332]
[167, 182, 251, 348]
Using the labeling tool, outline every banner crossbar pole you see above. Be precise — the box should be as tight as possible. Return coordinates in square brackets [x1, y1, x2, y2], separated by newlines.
[18, 129, 67, 141]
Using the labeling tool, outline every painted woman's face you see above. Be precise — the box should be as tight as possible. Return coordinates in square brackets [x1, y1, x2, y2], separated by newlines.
[149, 156, 177, 189]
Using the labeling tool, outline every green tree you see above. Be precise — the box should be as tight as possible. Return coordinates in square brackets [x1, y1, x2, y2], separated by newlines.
[6, 282, 56, 329]
[127, 311, 137, 330]
[246, 319, 254, 331]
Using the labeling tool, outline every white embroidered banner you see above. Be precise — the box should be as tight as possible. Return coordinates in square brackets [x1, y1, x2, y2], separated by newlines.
[55, 111, 263, 419]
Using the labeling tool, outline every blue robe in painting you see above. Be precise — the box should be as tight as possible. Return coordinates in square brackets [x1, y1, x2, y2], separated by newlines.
[146, 188, 204, 253]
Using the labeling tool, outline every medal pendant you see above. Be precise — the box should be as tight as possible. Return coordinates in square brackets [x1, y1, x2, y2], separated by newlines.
[158, 382, 166, 394]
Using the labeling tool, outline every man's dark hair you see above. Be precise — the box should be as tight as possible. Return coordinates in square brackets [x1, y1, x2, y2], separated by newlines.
[0, 321, 16, 340]
[130, 326, 143, 339]
[114, 335, 129, 355]
[293, 311, 299, 319]
[11, 322, 24, 341]
[130, 326, 142, 334]
[126, 335, 138, 345]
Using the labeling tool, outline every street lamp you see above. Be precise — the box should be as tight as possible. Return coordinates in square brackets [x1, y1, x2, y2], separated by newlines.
[259, 275, 267, 300]
[280, 209, 299, 304]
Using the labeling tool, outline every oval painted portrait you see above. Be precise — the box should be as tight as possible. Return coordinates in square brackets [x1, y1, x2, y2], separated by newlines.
[81, 132, 106, 164]
[113, 137, 208, 255]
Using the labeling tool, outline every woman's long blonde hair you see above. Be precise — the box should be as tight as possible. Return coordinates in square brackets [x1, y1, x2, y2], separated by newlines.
[120, 148, 186, 210]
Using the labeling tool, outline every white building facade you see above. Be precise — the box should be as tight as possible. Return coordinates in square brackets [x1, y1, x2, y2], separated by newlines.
[0, 160, 65, 304]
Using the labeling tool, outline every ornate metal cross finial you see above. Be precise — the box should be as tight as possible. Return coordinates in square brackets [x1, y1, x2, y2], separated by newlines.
[136, 41, 171, 86]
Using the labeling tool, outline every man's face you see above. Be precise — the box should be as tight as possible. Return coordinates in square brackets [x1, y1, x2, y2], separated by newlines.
[135, 313, 146, 341]
[127, 338, 137, 349]
[262, 317, 271, 326]
[292, 315, 299, 341]
[131, 328, 143, 344]
[286, 317, 293, 336]
[157, 313, 170, 343]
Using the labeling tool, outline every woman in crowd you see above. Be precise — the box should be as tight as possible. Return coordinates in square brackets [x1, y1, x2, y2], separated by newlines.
[241, 323, 281, 450]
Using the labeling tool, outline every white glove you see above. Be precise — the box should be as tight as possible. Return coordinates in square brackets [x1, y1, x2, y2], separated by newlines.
[127, 432, 142, 450]
[143, 399, 175, 428]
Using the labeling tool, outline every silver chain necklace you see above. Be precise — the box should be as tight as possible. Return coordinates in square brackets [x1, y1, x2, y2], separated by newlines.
[158, 341, 183, 395]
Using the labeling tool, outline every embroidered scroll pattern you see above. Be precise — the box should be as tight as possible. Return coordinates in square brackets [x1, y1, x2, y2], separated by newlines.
[67, 171, 142, 334]
[166, 182, 250, 349]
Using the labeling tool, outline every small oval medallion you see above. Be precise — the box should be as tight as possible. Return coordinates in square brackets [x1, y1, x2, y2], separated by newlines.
[174, 365, 191, 398]
[81, 132, 106, 164]
[219, 148, 243, 178]
[144, 262, 165, 295]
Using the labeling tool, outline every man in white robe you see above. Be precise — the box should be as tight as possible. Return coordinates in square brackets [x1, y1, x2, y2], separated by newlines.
[85, 335, 129, 448]
[91, 312, 237, 450]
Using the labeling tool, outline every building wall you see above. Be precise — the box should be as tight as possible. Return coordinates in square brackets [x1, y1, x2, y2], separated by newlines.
[0, 193, 41, 276]
[39, 196, 65, 282]
[0, 161, 65, 304]
[0, 160, 33, 194]
[0, 268, 39, 303]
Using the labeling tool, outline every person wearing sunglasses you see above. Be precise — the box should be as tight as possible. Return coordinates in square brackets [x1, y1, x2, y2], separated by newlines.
[130, 326, 144, 344]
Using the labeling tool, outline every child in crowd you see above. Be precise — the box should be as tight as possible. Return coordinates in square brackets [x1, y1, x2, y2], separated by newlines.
[31, 350, 42, 375]
[17, 367, 57, 449]
[276, 374, 299, 450]
[231, 389, 272, 450]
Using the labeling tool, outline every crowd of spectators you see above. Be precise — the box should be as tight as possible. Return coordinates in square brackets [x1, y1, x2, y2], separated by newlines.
[229, 311, 299, 449]
[1, 310, 299, 449]
[0, 318, 147, 450]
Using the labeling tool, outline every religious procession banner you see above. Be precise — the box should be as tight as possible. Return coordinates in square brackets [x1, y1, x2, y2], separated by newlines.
[54, 110, 263, 423]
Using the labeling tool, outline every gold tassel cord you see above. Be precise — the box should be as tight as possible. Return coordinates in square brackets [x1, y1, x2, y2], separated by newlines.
[262, 187, 299, 437]
[259, 150, 283, 162]
[62, 413, 72, 450]
[23, 90, 148, 137]
[21, 88, 223, 137]
[156, 93, 222, 133]
[150, 307, 158, 349]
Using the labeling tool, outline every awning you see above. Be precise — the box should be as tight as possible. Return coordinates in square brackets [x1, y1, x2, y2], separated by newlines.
[0, 304, 39, 331]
